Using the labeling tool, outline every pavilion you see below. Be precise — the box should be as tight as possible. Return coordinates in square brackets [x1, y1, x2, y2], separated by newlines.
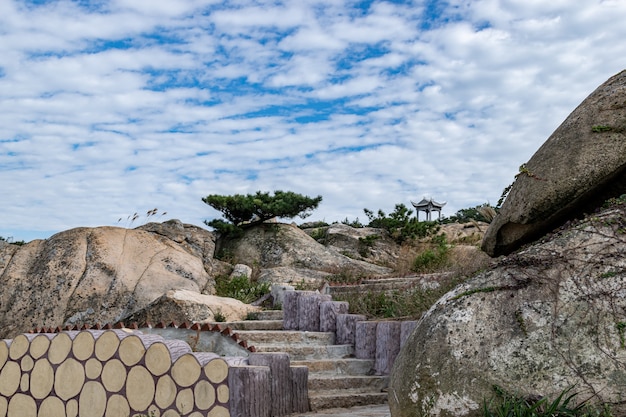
[411, 197, 446, 221]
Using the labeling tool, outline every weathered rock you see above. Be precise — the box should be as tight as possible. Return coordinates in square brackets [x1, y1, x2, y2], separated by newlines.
[271, 284, 295, 308]
[125, 289, 259, 323]
[0, 223, 216, 338]
[306, 223, 409, 266]
[439, 222, 488, 245]
[483, 69, 626, 257]
[390, 204, 626, 416]
[257, 266, 331, 286]
[138, 219, 229, 285]
[230, 263, 253, 279]
[224, 223, 392, 276]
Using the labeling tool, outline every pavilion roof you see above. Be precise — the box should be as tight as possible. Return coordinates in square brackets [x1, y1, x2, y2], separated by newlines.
[411, 198, 446, 209]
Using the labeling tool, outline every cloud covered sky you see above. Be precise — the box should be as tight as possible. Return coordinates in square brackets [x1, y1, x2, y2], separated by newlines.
[2, 0, 626, 241]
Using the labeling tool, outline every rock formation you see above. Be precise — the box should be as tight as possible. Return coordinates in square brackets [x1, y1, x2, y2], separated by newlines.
[0, 221, 217, 338]
[323, 224, 398, 264]
[390, 202, 626, 416]
[0, 219, 407, 338]
[125, 289, 259, 324]
[483, 69, 626, 257]
[222, 223, 392, 284]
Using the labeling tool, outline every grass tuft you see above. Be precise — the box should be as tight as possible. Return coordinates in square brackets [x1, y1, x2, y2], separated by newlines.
[483, 385, 612, 417]
[215, 274, 271, 304]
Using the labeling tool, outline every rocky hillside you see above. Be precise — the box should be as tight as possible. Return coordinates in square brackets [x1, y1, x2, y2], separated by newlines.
[0, 218, 483, 339]
[0, 222, 218, 338]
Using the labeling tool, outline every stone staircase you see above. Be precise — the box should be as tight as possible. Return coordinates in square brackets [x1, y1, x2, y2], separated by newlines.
[222, 310, 390, 411]
[325, 272, 451, 296]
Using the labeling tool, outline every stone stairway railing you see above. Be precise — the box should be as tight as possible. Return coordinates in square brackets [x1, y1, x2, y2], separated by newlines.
[281, 290, 417, 377]
[0, 289, 417, 417]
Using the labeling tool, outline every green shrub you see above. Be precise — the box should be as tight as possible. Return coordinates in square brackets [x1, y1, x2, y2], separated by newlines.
[309, 227, 328, 242]
[244, 311, 260, 321]
[363, 203, 439, 244]
[357, 291, 397, 318]
[358, 234, 380, 257]
[444, 203, 496, 224]
[333, 274, 463, 320]
[412, 235, 450, 273]
[215, 275, 271, 304]
[213, 309, 226, 322]
[592, 125, 613, 133]
[341, 217, 364, 228]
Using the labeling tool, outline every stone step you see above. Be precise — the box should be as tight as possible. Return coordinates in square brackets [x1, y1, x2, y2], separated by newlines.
[233, 330, 335, 345]
[361, 277, 424, 285]
[362, 272, 451, 285]
[254, 310, 284, 320]
[207, 307, 390, 412]
[308, 390, 388, 411]
[209, 320, 284, 331]
[327, 280, 423, 294]
[291, 358, 375, 375]
[308, 374, 388, 391]
[326, 273, 453, 295]
[251, 344, 354, 360]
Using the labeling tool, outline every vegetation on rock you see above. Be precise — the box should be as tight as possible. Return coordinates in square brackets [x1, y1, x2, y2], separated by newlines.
[214, 274, 271, 304]
[482, 386, 613, 417]
[444, 203, 497, 224]
[363, 203, 440, 244]
[0, 236, 25, 245]
[203, 190, 322, 236]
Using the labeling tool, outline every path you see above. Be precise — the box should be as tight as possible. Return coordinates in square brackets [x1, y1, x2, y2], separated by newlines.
[293, 404, 391, 417]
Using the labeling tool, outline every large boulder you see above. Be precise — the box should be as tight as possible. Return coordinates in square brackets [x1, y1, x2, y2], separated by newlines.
[0, 223, 216, 338]
[138, 219, 229, 282]
[483, 69, 626, 257]
[223, 223, 392, 281]
[124, 289, 259, 324]
[323, 224, 400, 265]
[390, 203, 626, 416]
[257, 266, 331, 286]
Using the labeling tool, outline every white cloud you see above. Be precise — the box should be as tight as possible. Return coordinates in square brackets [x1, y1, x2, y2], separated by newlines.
[2, 0, 626, 241]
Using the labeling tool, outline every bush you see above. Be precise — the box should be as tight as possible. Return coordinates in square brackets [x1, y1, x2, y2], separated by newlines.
[309, 227, 328, 242]
[215, 275, 271, 304]
[358, 234, 380, 257]
[412, 235, 450, 273]
[444, 203, 497, 224]
[213, 310, 226, 322]
[364, 203, 439, 244]
[341, 217, 364, 228]
[333, 274, 463, 320]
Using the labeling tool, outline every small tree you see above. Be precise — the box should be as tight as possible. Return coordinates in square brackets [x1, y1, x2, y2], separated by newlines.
[445, 203, 496, 224]
[364, 203, 439, 244]
[203, 190, 322, 235]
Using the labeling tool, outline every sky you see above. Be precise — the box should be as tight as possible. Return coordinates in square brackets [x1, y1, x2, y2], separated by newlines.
[2, 0, 626, 242]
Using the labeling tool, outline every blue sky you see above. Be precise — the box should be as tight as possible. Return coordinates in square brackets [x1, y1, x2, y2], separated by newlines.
[2, 0, 626, 242]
